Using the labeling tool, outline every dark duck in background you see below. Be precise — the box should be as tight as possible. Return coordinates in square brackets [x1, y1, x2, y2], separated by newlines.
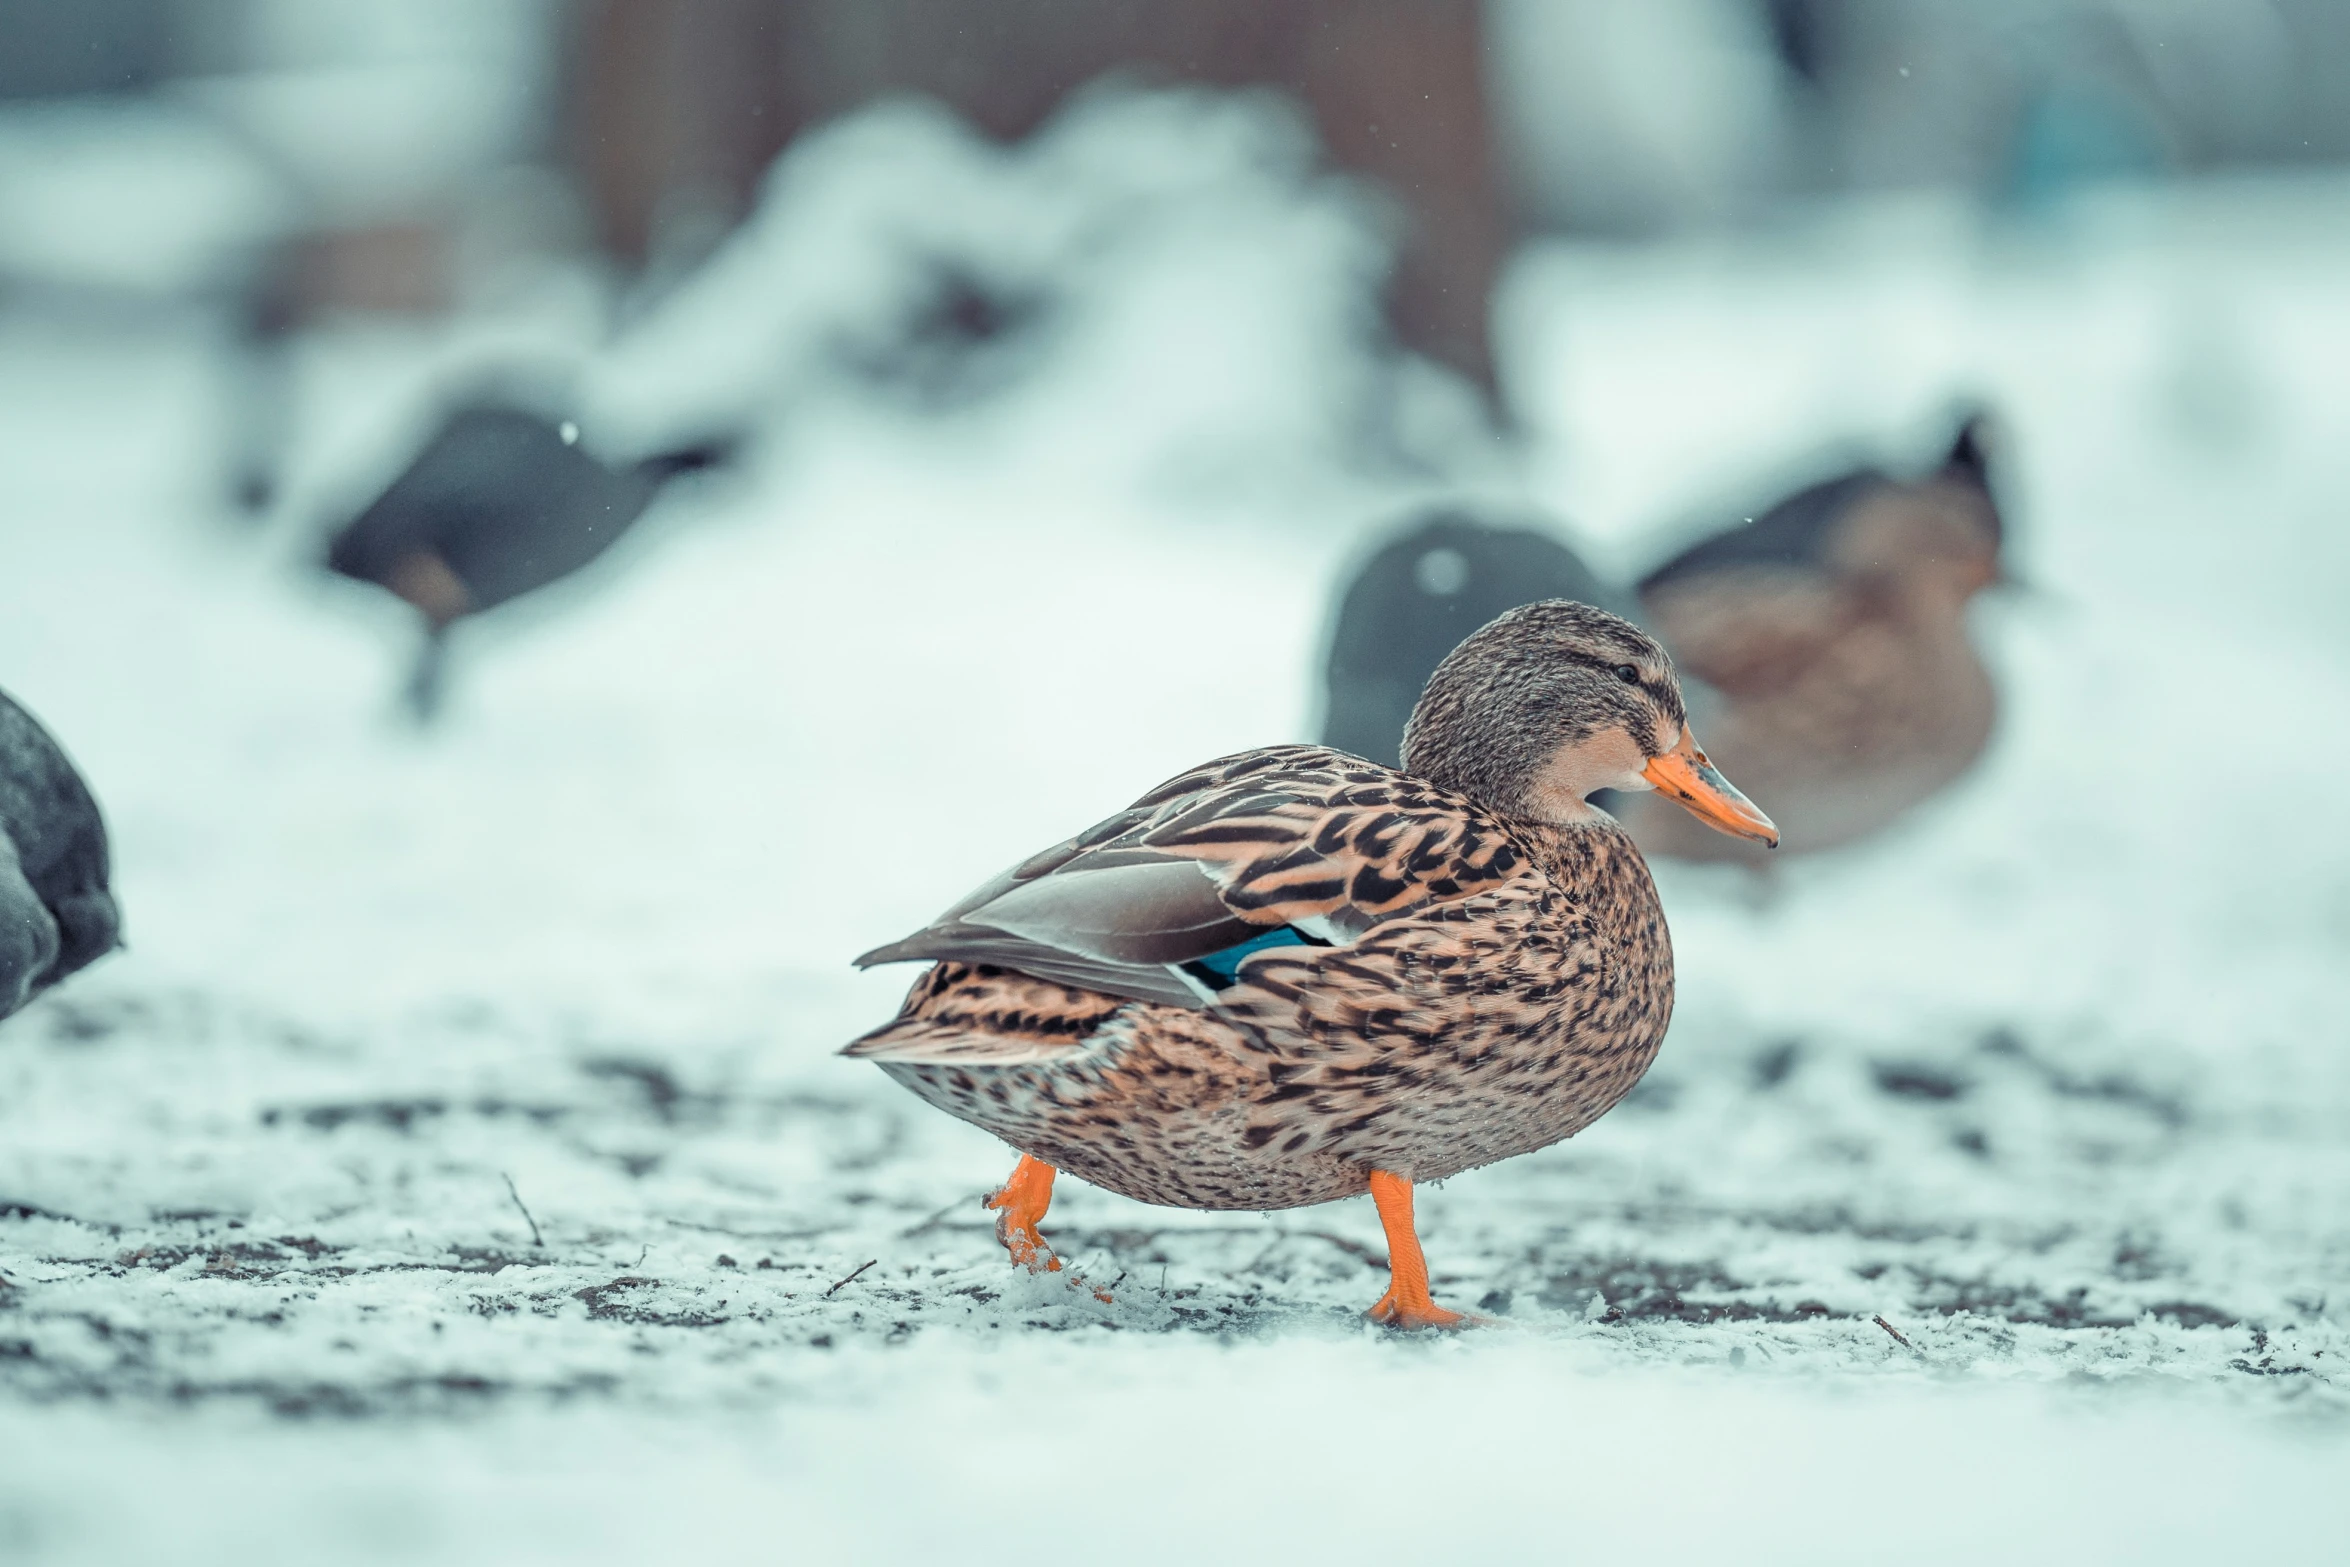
[0, 690, 120, 1022]
[1320, 507, 1633, 768]
[844, 602, 1775, 1328]
[1622, 412, 2008, 863]
[325, 403, 733, 720]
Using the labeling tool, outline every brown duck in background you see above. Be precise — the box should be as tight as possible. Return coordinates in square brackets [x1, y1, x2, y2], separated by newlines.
[1623, 414, 2007, 863]
[843, 602, 1775, 1328]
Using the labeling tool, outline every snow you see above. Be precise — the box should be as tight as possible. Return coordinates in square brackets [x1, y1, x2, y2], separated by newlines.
[1, 93, 2345, 1563]
[0, 99, 296, 295]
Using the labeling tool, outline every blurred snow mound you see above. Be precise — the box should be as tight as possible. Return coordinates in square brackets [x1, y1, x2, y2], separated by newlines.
[592, 88, 1418, 484]
[0, 99, 297, 295]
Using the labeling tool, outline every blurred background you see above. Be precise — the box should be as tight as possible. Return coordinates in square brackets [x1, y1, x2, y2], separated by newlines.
[5, 0, 2344, 1001]
[2, 3, 2348, 1555]
[13, 0, 2350, 490]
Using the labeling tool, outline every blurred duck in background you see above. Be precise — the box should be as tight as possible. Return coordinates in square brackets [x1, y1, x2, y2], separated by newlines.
[325, 404, 734, 721]
[0, 691, 120, 1023]
[1621, 413, 2009, 863]
[1320, 508, 1632, 768]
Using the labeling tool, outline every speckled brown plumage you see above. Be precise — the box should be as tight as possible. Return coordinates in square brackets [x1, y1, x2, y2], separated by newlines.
[1625, 417, 2005, 862]
[843, 603, 1777, 1326]
[848, 745, 1674, 1210]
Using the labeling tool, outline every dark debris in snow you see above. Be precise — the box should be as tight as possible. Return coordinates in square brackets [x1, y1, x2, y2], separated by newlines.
[0, 986, 2340, 1419]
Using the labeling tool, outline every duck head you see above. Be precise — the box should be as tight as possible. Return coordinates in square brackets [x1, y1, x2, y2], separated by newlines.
[1401, 600, 1778, 846]
[1831, 408, 2010, 607]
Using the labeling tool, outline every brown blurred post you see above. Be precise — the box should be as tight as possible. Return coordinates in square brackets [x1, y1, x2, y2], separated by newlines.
[563, 0, 1508, 399]
[1294, 1, 1504, 398]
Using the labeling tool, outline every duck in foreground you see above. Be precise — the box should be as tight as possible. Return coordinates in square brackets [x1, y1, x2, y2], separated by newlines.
[843, 602, 1775, 1327]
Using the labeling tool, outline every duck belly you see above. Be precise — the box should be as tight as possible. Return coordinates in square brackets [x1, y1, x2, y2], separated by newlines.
[874, 1007, 1372, 1211]
[875, 993, 1666, 1213]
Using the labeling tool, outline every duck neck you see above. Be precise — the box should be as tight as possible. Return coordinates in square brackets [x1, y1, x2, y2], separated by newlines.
[1502, 798, 1635, 871]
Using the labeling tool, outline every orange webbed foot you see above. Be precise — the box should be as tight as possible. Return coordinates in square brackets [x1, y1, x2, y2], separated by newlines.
[984, 1153, 1064, 1274]
[1363, 1169, 1481, 1331]
[1365, 1285, 1473, 1331]
[982, 1154, 1117, 1301]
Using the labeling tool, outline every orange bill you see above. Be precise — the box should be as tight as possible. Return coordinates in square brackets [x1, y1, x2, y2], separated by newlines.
[1642, 730, 1779, 847]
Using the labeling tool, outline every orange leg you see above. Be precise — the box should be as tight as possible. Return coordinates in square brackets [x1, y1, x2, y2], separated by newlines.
[1364, 1170, 1470, 1330]
[984, 1153, 1064, 1274]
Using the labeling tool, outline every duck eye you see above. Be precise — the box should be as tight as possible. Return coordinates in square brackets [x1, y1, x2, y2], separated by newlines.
[1614, 664, 1641, 685]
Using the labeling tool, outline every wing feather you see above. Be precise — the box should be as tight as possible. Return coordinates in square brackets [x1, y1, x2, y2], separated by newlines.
[973, 860, 1254, 963]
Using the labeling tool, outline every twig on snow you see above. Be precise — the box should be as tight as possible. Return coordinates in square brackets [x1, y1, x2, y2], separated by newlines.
[825, 1259, 878, 1297]
[501, 1173, 545, 1249]
[898, 1195, 974, 1238]
[1295, 1229, 1389, 1272]
[1873, 1314, 1918, 1353]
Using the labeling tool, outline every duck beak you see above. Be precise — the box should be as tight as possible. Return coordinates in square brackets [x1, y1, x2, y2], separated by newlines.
[1642, 730, 1779, 848]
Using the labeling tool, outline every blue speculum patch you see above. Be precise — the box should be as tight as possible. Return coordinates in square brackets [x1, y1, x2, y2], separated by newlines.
[1180, 924, 1329, 990]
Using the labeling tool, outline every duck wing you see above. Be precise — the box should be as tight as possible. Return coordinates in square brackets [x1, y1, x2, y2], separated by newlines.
[1638, 471, 1883, 593]
[854, 852, 1252, 1008]
[853, 745, 1525, 1011]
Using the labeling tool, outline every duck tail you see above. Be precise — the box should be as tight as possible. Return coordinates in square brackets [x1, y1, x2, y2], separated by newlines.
[841, 1018, 1084, 1066]
[635, 433, 740, 485]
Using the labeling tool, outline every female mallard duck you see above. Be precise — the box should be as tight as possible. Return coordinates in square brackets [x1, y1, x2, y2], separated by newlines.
[843, 601, 1775, 1327]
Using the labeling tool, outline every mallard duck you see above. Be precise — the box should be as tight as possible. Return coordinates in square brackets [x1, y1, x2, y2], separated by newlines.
[1623, 414, 2006, 862]
[325, 404, 732, 719]
[843, 601, 1775, 1327]
[1321, 507, 1635, 769]
[0, 689, 120, 1022]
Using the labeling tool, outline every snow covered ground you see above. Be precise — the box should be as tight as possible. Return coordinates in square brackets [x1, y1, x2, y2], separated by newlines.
[2, 96, 2346, 1563]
